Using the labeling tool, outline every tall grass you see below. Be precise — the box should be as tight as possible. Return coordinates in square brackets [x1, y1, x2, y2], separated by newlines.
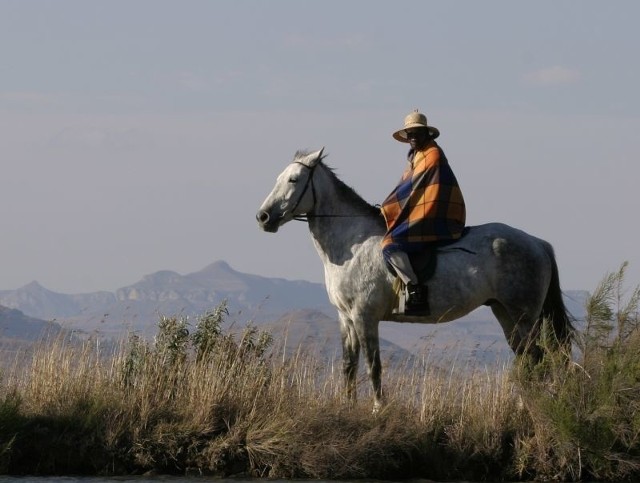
[512, 262, 640, 481]
[1, 265, 639, 480]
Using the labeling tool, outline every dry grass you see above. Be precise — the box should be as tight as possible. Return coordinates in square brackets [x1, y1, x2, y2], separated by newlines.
[0, 324, 526, 479]
[1, 265, 639, 480]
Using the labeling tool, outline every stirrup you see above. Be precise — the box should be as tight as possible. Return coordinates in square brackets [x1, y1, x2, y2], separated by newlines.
[391, 278, 406, 315]
[392, 280, 430, 316]
[406, 283, 430, 315]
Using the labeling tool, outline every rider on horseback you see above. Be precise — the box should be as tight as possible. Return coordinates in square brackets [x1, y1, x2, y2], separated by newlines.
[381, 110, 467, 315]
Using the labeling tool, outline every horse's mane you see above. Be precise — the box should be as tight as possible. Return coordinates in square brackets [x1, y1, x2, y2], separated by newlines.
[294, 150, 385, 224]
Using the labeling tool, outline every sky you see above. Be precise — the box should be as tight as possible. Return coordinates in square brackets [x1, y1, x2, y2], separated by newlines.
[1, 1, 639, 295]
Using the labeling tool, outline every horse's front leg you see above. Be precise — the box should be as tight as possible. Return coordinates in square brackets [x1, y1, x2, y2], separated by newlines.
[355, 317, 383, 411]
[338, 313, 360, 402]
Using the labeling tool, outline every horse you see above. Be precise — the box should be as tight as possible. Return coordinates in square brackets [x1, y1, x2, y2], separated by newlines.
[256, 148, 573, 410]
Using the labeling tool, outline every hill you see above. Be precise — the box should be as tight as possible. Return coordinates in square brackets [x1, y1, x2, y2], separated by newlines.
[264, 308, 415, 365]
[0, 260, 589, 364]
[0, 305, 67, 365]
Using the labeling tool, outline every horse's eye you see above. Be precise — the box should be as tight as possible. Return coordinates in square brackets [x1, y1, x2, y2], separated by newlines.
[288, 176, 298, 183]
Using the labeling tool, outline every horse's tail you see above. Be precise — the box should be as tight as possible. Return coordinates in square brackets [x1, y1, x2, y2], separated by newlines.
[540, 240, 574, 349]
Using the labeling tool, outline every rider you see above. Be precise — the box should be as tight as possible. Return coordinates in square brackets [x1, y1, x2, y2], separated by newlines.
[381, 110, 466, 314]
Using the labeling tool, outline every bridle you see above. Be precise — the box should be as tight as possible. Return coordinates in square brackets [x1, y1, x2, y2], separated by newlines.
[289, 161, 319, 222]
[288, 161, 372, 222]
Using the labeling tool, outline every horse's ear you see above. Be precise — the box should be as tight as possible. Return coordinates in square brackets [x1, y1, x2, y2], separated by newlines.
[307, 147, 324, 167]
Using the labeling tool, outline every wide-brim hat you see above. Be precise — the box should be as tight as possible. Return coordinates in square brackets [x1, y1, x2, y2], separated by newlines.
[392, 110, 440, 142]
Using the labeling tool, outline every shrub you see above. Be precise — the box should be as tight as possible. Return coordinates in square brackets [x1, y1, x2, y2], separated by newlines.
[515, 262, 640, 481]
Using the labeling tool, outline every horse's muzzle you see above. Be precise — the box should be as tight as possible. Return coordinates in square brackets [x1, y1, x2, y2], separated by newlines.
[256, 210, 279, 233]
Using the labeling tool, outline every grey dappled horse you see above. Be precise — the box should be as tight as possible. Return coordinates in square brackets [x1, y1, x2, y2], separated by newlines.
[256, 149, 573, 409]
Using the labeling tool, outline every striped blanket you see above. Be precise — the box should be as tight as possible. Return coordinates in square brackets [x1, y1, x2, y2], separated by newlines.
[381, 142, 466, 249]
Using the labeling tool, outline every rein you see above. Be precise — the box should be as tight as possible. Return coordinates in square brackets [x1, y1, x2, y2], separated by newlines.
[290, 161, 376, 222]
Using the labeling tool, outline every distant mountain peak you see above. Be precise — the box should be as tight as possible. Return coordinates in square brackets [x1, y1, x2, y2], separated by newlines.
[22, 280, 50, 293]
[141, 270, 182, 282]
[198, 260, 234, 273]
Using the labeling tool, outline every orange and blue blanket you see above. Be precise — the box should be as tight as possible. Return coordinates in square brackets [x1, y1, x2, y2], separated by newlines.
[381, 142, 466, 249]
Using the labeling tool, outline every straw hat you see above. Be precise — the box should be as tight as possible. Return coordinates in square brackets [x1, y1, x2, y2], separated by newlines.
[392, 110, 440, 142]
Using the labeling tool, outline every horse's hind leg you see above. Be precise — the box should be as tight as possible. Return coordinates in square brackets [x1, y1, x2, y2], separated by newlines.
[339, 314, 360, 402]
[490, 301, 543, 361]
[490, 302, 521, 353]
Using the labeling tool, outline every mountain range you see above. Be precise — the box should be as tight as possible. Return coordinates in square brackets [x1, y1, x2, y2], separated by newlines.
[0, 261, 336, 338]
[0, 260, 589, 365]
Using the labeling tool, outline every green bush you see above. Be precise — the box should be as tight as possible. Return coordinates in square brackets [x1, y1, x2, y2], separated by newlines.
[515, 262, 640, 481]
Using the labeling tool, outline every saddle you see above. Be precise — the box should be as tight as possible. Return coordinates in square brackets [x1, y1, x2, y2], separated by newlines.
[408, 249, 438, 284]
[385, 230, 469, 284]
[390, 249, 441, 317]
[388, 229, 472, 316]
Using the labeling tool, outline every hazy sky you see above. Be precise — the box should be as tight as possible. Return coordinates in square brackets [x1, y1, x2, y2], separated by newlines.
[1, 1, 639, 295]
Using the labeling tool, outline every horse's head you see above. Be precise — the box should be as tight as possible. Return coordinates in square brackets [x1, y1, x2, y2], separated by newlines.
[256, 148, 324, 233]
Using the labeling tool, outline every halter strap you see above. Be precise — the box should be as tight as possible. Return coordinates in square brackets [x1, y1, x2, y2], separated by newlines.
[290, 161, 376, 222]
[290, 161, 317, 221]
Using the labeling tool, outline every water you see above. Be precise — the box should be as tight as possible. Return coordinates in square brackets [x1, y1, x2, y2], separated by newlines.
[0, 478, 305, 483]
[0, 477, 300, 483]
[0, 477, 376, 483]
[0, 477, 497, 483]
[0, 476, 483, 483]
[0, 478, 281, 483]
